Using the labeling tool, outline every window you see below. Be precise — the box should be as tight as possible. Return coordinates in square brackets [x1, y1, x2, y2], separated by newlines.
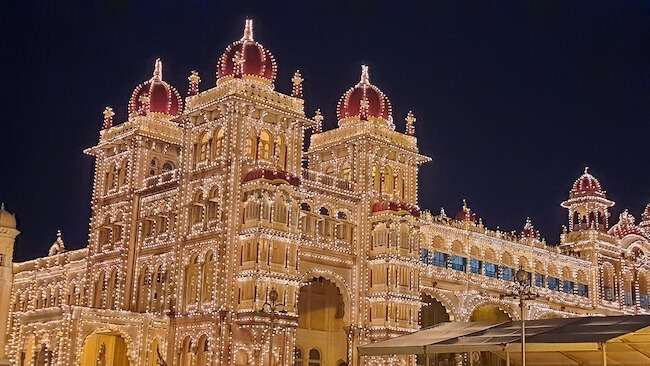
[162, 161, 173, 172]
[502, 267, 514, 281]
[259, 131, 272, 160]
[308, 349, 321, 366]
[451, 256, 466, 271]
[484, 263, 497, 278]
[294, 347, 303, 366]
[562, 281, 575, 294]
[431, 252, 448, 268]
[470, 259, 482, 274]
[419, 248, 429, 264]
[547, 277, 560, 291]
[577, 283, 589, 297]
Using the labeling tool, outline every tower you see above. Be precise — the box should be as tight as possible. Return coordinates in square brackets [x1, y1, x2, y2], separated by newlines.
[0, 204, 19, 365]
[561, 167, 614, 232]
[306, 65, 430, 363]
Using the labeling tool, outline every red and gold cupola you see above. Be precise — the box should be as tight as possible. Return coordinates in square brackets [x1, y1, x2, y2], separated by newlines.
[217, 19, 277, 88]
[337, 65, 393, 127]
[561, 167, 614, 232]
[128, 59, 183, 118]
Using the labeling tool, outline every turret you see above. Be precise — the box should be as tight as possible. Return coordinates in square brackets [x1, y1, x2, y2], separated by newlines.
[0, 204, 19, 363]
[561, 167, 614, 232]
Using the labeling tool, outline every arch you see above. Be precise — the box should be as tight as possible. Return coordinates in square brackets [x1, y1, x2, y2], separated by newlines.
[640, 272, 650, 309]
[381, 165, 394, 194]
[149, 158, 159, 176]
[294, 347, 304, 366]
[602, 262, 616, 301]
[196, 334, 209, 366]
[421, 293, 452, 327]
[162, 161, 174, 172]
[246, 128, 257, 158]
[300, 270, 351, 324]
[197, 132, 210, 164]
[202, 252, 215, 302]
[94, 271, 106, 308]
[259, 130, 273, 160]
[469, 302, 515, 322]
[276, 135, 287, 169]
[432, 236, 445, 250]
[78, 328, 134, 366]
[501, 252, 514, 267]
[451, 240, 465, 254]
[178, 336, 192, 366]
[308, 348, 322, 365]
[484, 248, 496, 262]
[519, 256, 530, 271]
[213, 127, 225, 158]
[107, 268, 118, 309]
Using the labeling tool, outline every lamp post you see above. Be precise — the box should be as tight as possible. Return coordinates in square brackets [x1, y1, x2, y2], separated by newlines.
[504, 267, 539, 366]
[262, 287, 285, 366]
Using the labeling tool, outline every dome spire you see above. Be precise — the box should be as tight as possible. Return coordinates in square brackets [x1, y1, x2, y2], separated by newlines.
[242, 18, 254, 41]
[360, 64, 370, 85]
[584, 166, 589, 174]
[153, 58, 163, 81]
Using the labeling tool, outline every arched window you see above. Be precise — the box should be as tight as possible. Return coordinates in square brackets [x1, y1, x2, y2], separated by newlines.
[196, 335, 209, 366]
[149, 159, 159, 176]
[186, 255, 201, 307]
[107, 268, 118, 309]
[118, 160, 128, 186]
[202, 252, 215, 302]
[308, 349, 321, 366]
[259, 131, 272, 160]
[294, 347, 303, 366]
[190, 191, 204, 226]
[340, 165, 351, 181]
[151, 265, 167, 312]
[381, 166, 394, 194]
[246, 129, 257, 158]
[300, 203, 311, 212]
[94, 271, 106, 308]
[106, 163, 117, 191]
[213, 128, 225, 158]
[197, 133, 210, 164]
[162, 161, 173, 172]
[207, 187, 220, 222]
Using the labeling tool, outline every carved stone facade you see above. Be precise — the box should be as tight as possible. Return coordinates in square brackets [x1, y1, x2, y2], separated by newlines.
[3, 19, 650, 366]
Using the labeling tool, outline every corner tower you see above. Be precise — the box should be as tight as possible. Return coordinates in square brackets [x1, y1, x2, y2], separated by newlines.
[0, 204, 19, 365]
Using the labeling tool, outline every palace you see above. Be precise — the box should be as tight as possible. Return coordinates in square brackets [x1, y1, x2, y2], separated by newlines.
[2, 19, 650, 366]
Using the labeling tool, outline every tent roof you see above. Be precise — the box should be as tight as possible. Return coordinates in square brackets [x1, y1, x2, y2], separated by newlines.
[358, 315, 650, 365]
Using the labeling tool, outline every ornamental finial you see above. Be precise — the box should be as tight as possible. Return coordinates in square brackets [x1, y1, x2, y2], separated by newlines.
[0, 202, 4, 211]
[188, 70, 201, 96]
[360, 64, 370, 85]
[103, 106, 115, 129]
[405, 111, 416, 135]
[242, 18, 254, 41]
[313, 109, 323, 133]
[153, 58, 163, 81]
[584, 166, 589, 174]
[292, 70, 304, 98]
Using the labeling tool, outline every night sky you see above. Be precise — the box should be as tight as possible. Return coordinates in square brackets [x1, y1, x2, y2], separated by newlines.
[2, 1, 650, 262]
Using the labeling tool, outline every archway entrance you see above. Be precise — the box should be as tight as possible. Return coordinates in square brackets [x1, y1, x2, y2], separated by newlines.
[469, 304, 512, 322]
[418, 295, 452, 365]
[296, 277, 347, 366]
[80, 331, 130, 366]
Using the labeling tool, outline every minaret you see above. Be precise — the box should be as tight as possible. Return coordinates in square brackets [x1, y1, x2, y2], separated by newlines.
[561, 167, 614, 232]
[0, 204, 19, 363]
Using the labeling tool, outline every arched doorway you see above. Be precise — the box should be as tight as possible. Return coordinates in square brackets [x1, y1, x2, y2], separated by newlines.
[79, 331, 130, 366]
[296, 277, 347, 366]
[20, 335, 36, 366]
[469, 304, 512, 322]
[418, 295, 452, 365]
[420, 294, 450, 328]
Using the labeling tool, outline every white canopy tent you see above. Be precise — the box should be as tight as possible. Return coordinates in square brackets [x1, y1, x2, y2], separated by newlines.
[358, 315, 650, 365]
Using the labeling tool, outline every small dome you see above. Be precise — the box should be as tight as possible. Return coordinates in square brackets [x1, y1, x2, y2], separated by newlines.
[570, 167, 603, 196]
[217, 19, 277, 86]
[337, 65, 392, 124]
[608, 210, 648, 239]
[128, 59, 183, 117]
[0, 203, 16, 229]
[520, 217, 538, 239]
[455, 200, 476, 222]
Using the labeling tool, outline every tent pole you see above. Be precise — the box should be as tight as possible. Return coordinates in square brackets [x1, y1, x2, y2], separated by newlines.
[506, 352, 510, 366]
[602, 343, 607, 366]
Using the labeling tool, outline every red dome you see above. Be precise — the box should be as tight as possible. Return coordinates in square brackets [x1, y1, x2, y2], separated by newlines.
[455, 200, 476, 222]
[128, 59, 183, 117]
[337, 65, 392, 122]
[571, 167, 602, 193]
[608, 210, 648, 239]
[217, 19, 277, 84]
[520, 218, 538, 239]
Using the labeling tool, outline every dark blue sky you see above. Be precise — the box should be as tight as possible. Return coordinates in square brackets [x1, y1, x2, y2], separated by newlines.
[2, 1, 650, 261]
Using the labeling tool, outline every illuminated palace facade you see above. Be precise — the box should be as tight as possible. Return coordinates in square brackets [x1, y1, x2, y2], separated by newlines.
[3, 19, 650, 366]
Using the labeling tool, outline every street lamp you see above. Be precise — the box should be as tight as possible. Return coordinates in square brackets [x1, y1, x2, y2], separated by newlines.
[504, 267, 539, 366]
[261, 287, 286, 366]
